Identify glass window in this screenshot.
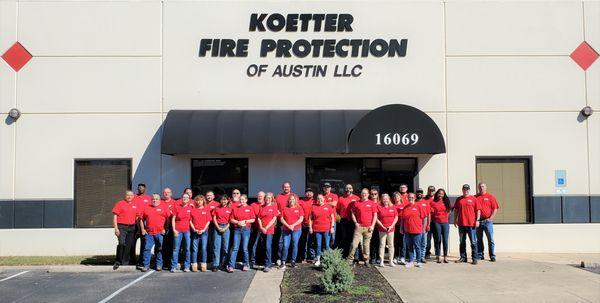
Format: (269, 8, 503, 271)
(476, 158, 532, 223)
(75, 159, 131, 228)
(191, 158, 248, 198)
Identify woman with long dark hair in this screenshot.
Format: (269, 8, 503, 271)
(431, 188, 451, 263)
(211, 195, 233, 271)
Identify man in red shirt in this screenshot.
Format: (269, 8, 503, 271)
(139, 193, 170, 271)
(415, 189, 431, 264)
(298, 188, 315, 263)
(249, 191, 266, 269)
(423, 185, 436, 260)
(399, 184, 409, 204)
(132, 183, 152, 269)
(321, 182, 339, 249)
(112, 190, 138, 270)
(453, 184, 481, 264)
(337, 184, 359, 258)
(275, 182, 299, 266)
(161, 187, 175, 270)
(347, 188, 377, 267)
(476, 182, 499, 262)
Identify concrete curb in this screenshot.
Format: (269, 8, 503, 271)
(0, 265, 139, 273)
(242, 268, 285, 303)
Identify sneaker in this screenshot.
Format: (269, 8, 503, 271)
(421, 259, 427, 264)
(472, 259, 478, 265)
(156, 267, 162, 272)
(416, 263, 422, 268)
(211, 267, 218, 272)
(141, 267, 148, 272)
(276, 259, 281, 266)
(392, 258, 398, 264)
(242, 265, 249, 271)
(455, 258, 467, 263)
(315, 259, 321, 267)
(113, 263, 120, 270)
(227, 266, 234, 273)
(405, 262, 412, 268)
(290, 262, 296, 268)
(279, 264, 286, 270)
(399, 258, 406, 265)
(170, 269, 176, 273)
(389, 261, 396, 267)
(136, 265, 144, 270)
(263, 267, 271, 273)
(183, 268, 190, 272)
(490, 257, 496, 262)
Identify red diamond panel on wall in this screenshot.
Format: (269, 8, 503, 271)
(2, 42, 32, 72)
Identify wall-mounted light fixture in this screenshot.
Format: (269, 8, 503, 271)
(581, 106, 593, 117)
(8, 108, 21, 121)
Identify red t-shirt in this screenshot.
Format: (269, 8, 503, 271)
(172, 203, 193, 232)
(281, 206, 304, 231)
(161, 199, 177, 213)
(476, 193, 499, 220)
(337, 194, 359, 219)
(299, 198, 314, 225)
(377, 205, 398, 232)
(351, 200, 376, 227)
(212, 206, 233, 225)
(250, 202, 264, 229)
(323, 192, 339, 208)
(142, 203, 170, 235)
(112, 200, 138, 225)
(430, 200, 450, 223)
(276, 193, 299, 211)
(258, 204, 280, 234)
(190, 206, 212, 232)
(230, 200, 241, 209)
(232, 205, 256, 228)
(311, 204, 334, 232)
(399, 193, 409, 205)
(133, 194, 152, 216)
(207, 201, 220, 210)
(454, 195, 479, 227)
(402, 203, 427, 234)
(394, 203, 406, 226)
(417, 199, 431, 215)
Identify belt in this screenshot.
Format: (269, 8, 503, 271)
(118, 223, 135, 227)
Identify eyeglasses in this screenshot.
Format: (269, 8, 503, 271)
(233, 192, 240, 195)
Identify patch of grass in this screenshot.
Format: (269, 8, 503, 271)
(347, 284, 371, 295)
(0, 255, 114, 266)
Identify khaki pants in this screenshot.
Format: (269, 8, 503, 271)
(378, 231, 394, 263)
(347, 226, 373, 261)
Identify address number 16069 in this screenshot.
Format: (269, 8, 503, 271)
(375, 133, 419, 146)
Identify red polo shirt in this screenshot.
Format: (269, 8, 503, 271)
(311, 204, 334, 232)
(142, 203, 170, 235)
(454, 195, 479, 227)
(281, 206, 304, 231)
(251, 202, 264, 229)
(394, 202, 406, 225)
(430, 200, 450, 223)
(212, 206, 233, 225)
(351, 199, 376, 227)
(161, 199, 176, 213)
(402, 203, 427, 234)
(258, 204, 280, 234)
(399, 193, 409, 204)
(134, 194, 151, 212)
(276, 192, 299, 211)
(207, 200, 220, 210)
(323, 192, 339, 208)
(337, 194, 359, 219)
(232, 205, 256, 228)
(172, 203, 193, 232)
(112, 200, 138, 225)
(417, 199, 431, 215)
(476, 193, 499, 220)
(230, 200, 241, 209)
(191, 206, 212, 232)
(377, 205, 398, 232)
(299, 198, 314, 225)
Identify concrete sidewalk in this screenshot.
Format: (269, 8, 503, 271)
(378, 253, 600, 303)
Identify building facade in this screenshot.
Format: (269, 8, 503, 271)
(0, 0, 599, 255)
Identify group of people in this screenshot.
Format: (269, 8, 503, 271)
(111, 181, 499, 272)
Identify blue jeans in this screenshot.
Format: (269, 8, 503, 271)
(406, 233, 422, 263)
(172, 231, 191, 270)
(229, 227, 251, 268)
(419, 231, 428, 261)
(329, 222, 336, 248)
(281, 229, 302, 264)
(262, 234, 274, 268)
(250, 228, 260, 265)
(143, 233, 164, 269)
(191, 231, 209, 264)
(477, 220, 495, 259)
(459, 226, 477, 260)
(402, 233, 408, 259)
(314, 232, 331, 258)
(212, 224, 230, 268)
(299, 225, 315, 262)
(433, 222, 449, 256)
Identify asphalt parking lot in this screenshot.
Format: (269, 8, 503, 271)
(0, 268, 255, 303)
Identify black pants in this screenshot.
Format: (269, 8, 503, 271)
(162, 228, 173, 269)
(115, 224, 136, 265)
(370, 229, 379, 262)
(425, 225, 433, 257)
(393, 226, 404, 259)
(297, 225, 312, 262)
(338, 219, 354, 258)
(131, 223, 145, 266)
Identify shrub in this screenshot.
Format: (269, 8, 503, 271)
(320, 248, 354, 294)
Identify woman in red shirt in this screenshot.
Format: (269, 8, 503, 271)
(171, 194, 194, 272)
(227, 194, 256, 272)
(211, 195, 233, 272)
(402, 193, 427, 268)
(279, 195, 304, 269)
(431, 188, 451, 263)
(190, 195, 211, 272)
(258, 192, 279, 272)
(309, 194, 335, 266)
(376, 194, 398, 267)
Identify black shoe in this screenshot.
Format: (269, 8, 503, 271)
(478, 256, 485, 261)
(490, 257, 496, 262)
(113, 263, 120, 270)
(212, 267, 218, 272)
(364, 261, 371, 268)
(140, 267, 148, 272)
(290, 262, 296, 268)
(455, 258, 467, 263)
(472, 259, 478, 265)
(425, 254, 432, 260)
(136, 265, 144, 270)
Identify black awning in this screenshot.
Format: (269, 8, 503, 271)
(161, 104, 446, 155)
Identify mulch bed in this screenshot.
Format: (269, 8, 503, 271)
(280, 263, 403, 303)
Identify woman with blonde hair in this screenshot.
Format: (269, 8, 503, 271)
(376, 194, 398, 267)
(258, 192, 280, 272)
(279, 195, 304, 269)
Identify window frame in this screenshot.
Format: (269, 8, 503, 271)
(475, 156, 533, 224)
(73, 158, 132, 228)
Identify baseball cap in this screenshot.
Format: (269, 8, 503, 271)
(462, 184, 470, 190)
(322, 182, 331, 188)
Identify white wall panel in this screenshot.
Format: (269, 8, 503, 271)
(585, 1, 600, 52)
(589, 114, 600, 195)
(447, 57, 585, 111)
(0, 0, 17, 113)
(18, 58, 161, 113)
(18, 1, 161, 56)
(163, 1, 444, 111)
(447, 112, 589, 196)
(0, 122, 15, 199)
(14, 114, 162, 199)
(446, 2, 583, 55)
